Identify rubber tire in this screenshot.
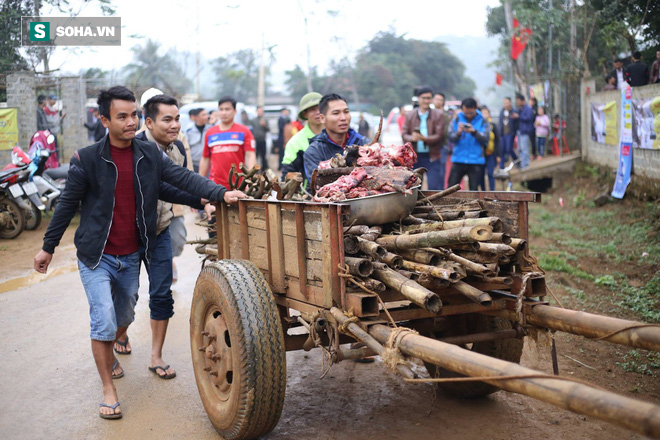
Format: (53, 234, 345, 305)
(0, 197, 26, 239)
(424, 314, 523, 399)
(24, 201, 42, 230)
(191, 260, 286, 440)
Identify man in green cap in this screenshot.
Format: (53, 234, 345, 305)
(281, 92, 324, 177)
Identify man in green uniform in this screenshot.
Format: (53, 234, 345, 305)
(280, 92, 323, 177)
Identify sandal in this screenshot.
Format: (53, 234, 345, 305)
(148, 364, 176, 380)
(114, 336, 131, 355)
(112, 359, 124, 379)
(99, 402, 122, 419)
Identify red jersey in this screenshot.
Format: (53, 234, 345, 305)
(203, 123, 255, 188)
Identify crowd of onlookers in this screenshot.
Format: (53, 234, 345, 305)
(603, 50, 660, 91)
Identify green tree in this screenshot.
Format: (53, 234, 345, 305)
(123, 39, 193, 98)
(354, 31, 476, 111)
(213, 49, 270, 103)
(0, 0, 32, 74)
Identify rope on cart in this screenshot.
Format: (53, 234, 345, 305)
(337, 264, 398, 328)
(590, 323, 660, 341)
(382, 327, 418, 375)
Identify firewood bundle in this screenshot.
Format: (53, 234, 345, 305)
(342, 189, 538, 312)
(228, 164, 310, 201)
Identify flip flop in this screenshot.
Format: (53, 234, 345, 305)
(99, 402, 122, 419)
(112, 359, 124, 379)
(114, 336, 131, 355)
(148, 365, 176, 380)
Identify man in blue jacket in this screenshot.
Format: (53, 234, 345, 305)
(303, 94, 366, 182)
(33, 86, 245, 420)
(447, 98, 490, 190)
(515, 93, 535, 169)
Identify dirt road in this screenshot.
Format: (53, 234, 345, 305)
(0, 213, 655, 440)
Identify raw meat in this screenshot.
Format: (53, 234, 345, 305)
(313, 167, 368, 202)
(388, 142, 417, 169)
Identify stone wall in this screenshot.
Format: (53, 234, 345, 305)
(581, 81, 660, 195)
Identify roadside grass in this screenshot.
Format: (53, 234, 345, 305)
(529, 189, 659, 376)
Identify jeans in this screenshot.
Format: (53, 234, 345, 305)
(484, 154, 497, 191)
(448, 162, 484, 191)
(169, 216, 187, 258)
(499, 133, 517, 168)
(255, 140, 267, 170)
(426, 156, 446, 190)
(537, 137, 547, 156)
(518, 133, 531, 169)
(141, 227, 175, 321)
(78, 252, 140, 341)
(415, 152, 431, 187)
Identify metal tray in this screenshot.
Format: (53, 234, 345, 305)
(342, 186, 420, 225)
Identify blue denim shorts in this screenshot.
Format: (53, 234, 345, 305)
(78, 252, 140, 341)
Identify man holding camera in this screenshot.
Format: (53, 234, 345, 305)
(447, 98, 490, 190)
(401, 87, 446, 190)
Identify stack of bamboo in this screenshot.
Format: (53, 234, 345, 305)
(342, 186, 535, 313)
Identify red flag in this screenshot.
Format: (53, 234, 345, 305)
(511, 21, 532, 60)
(496, 73, 503, 86)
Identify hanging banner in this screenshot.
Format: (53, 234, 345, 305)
(0, 108, 19, 150)
(632, 96, 660, 149)
(529, 82, 549, 107)
(612, 87, 633, 199)
(591, 103, 606, 143)
(603, 100, 618, 145)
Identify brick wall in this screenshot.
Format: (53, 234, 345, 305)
(60, 76, 88, 163)
(581, 81, 660, 189)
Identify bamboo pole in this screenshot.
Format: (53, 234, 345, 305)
(380, 252, 403, 269)
(400, 260, 458, 282)
(361, 278, 386, 292)
(357, 237, 386, 258)
(453, 251, 502, 264)
(415, 274, 451, 289)
(452, 281, 493, 305)
(376, 226, 493, 252)
(399, 249, 441, 266)
(416, 184, 461, 205)
(489, 233, 512, 244)
(343, 235, 360, 255)
(369, 324, 660, 438)
(344, 257, 374, 277)
(422, 247, 495, 277)
(402, 217, 502, 234)
(491, 305, 660, 352)
(413, 211, 465, 221)
(509, 238, 527, 251)
(372, 268, 442, 313)
(329, 308, 416, 379)
(344, 225, 370, 235)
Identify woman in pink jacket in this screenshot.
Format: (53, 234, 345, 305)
(534, 107, 550, 158)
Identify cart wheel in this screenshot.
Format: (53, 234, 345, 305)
(0, 197, 26, 239)
(24, 201, 42, 230)
(191, 260, 286, 440)
(424, 314, 523, 399)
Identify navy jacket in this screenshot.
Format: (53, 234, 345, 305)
(517, 104, 535, 136)
(42, 135, 226, 269)
(303, 128, 365, 182)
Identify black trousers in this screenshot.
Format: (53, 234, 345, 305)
(448, 162, 484, 191)
(255, 140, 267, 170)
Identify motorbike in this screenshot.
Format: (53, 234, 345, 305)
(1, 146, 47, 232)
(0, 166, 29, 239)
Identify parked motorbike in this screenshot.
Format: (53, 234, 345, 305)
(1, 146, 47, 231)
(0, 166, 28, 239)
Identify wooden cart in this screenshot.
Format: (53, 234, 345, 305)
(190, 191, 660, 440)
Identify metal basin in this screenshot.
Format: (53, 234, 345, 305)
(342, 186, 419, 225)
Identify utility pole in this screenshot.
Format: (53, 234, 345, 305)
(297, 0, 313, 93)
(195, 1, 200, 99)
(257, 33, 266, 108)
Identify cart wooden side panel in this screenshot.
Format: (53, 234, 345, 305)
(215, 199, 346, 310)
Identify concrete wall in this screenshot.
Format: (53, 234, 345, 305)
(60, 76, 88, 163)
(4, 72, 36, 164)
(581, 81, 660, 191)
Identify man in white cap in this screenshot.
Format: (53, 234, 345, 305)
(280, 92, 323, 177)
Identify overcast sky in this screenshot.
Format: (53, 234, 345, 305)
(44, 0, 500, 86)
